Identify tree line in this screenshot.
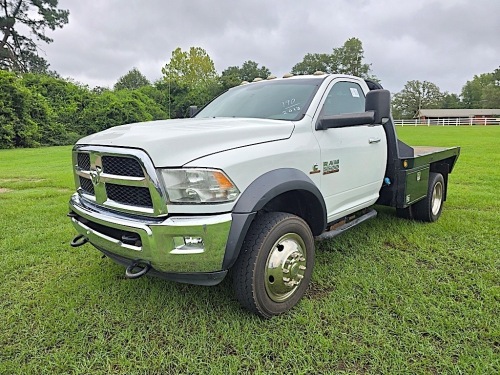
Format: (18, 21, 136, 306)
(0, 71, 169, 148)
(2, 46, 498, 149)
(0, 37, 376, 149)
(1, 1, 499, 148)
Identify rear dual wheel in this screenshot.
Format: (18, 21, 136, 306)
(232, 212, 314, 318)
(413, 172, 444, 222)
(396, 172, 445, 222)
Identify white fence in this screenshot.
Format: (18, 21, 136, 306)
(394, 118, 500, 126)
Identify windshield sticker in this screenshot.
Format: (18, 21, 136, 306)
(282, 98, 301, 114)
(350, 88, 360, 98)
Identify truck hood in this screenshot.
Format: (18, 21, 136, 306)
(77, 118, 294, 167)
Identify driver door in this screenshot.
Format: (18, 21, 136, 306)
(313, 79, 387, 222)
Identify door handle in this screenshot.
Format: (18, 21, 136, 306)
(369, 138, 381, 144)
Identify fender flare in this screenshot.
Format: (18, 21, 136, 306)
(222, 168, 326, 269)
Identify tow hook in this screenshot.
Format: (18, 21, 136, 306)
(125, 259, 151, 279)
(70, 234, 88, 247)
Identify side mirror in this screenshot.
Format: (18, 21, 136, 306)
(365, 89, 391, 124)
(317, 111, 375, 130)
(189, 106, 199, 118)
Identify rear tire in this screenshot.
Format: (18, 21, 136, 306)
(232, 212, 315, 318)
(412, 172, 445, 222)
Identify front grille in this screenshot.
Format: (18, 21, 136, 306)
(77, 153, 91, 170)
(79, 176, 95, 195)
(102, 156, 144, 177)
(74, 146, 166, 216)
(106, 183, 153, 208)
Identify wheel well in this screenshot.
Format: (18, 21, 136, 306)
(260, 190, 325, 236)
(223, 168, 327, 270)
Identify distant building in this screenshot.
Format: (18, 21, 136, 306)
(417, 109, 500, 121)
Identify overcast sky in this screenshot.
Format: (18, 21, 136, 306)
(43, 0, 499, 94)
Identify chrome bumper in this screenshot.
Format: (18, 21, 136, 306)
(69, 193, 232, 276)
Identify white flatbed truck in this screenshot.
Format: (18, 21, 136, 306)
(68, 73, 460, 317)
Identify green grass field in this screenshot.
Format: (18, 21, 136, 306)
(0, 127, 498, 374)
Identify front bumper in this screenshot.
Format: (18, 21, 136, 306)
(69, 193, 231, 284)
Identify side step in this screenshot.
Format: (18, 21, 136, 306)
(315, 209, 377, 241)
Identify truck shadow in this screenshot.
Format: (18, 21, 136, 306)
(94, 256, 243, 317)
(87, 207, 407, 318)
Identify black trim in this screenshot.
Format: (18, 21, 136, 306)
(223, 168, 327, 269)
(365, 89, 391, 125)
(365, 79, 384, 90)
(316, 209, 377, 241)
(233, 168, 326, 218)
(222, 212, 256, 269)
(98, 248, 228, 286)
(317, 111, 375, 130)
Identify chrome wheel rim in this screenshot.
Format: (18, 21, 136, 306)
(431, 181, 443, 216)
(264, 233, 307, 303)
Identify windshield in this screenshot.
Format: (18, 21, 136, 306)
(195, 78, 324, 121)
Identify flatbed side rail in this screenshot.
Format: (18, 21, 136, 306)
(399, 146, 460, 171)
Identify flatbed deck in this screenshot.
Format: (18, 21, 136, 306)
(403, 146, 460, 170)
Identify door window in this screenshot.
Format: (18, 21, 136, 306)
(321, 81, 366, 116)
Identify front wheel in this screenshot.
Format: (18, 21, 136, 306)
(232, 212, 315, 318)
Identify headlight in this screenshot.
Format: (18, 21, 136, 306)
(160, 169, 240, 204)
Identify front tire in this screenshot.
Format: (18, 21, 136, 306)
(232, 212, 315, 318)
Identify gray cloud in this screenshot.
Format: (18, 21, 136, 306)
(43, 0, 500, 94)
